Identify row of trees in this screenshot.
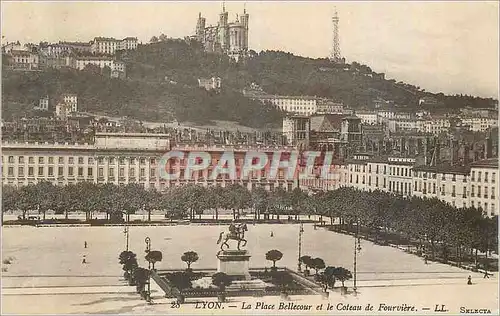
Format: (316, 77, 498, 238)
(316, 187, 498, 267)
(3, 182, 497, 267)
(2, 182, 314, 222)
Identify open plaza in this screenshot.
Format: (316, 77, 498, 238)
(2, 223, 498, 314)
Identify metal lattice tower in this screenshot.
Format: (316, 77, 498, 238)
(329, 7, 341, 62)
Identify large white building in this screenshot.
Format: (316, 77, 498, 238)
(90, 37, 138, 55)
(355, 111, 378, 125)
(9, 50, 39, 70)
(460, 116, 498, 132)
(298, 153, 498, 217)
(34, 96, 49, 111)
(253, 95, 318, 116)
(1, 134, 296, 192)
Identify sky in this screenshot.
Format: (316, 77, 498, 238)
(2, 1, 498, 98)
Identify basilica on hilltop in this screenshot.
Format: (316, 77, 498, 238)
(195, 3, 249, 61)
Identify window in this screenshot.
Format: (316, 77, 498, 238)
(58, 157, 64, 164)
(369, 165, 371, 173)
(485, 172, 489, 183)
(18, 167, 24, 176)
(493, 173, 496, 183)
(7, 156, 14, 164)
(58, 167, 63, 176)
(140, 158, 146, 165)
(38, 167, 44, 176)
(477, 186, 481, 197)
(356, 175, 359, 184)
(78, 157, 84, 164)
(463, 186, 467, 198)
(78, 167, 83, 176)
(405, 169, 408, 177)
(109, 168, 115, 177)
(150, 168, 156, 177)
(414, 181, 417, 191)
(98, 157, 104, 165)
(88, 157, 94, 165)
(452, 175, 456, 182)
(129, 168, 135, 177)
(441, 184, 445, 196)
(478, 172, 482, 182)
(140, 168, 145, 177)
(68, 167, 74, 176)
(18, 156, 24, 164)
(383, 178, 386, 188)
(376, 165, 379, 174)
(109, 157, 115, 164)
(484, 186, 488, 198)
(8, 167, 14, 176)
(119, 158, 125, 165)
(471, 185, 475, 197)
(384, 166, 386, 174)
(28, 167, 34, 176)
(68, 157, 74, 164)
(130, 158, 136, 165)
(119, 168, 124, 177)
(491, 187, 495, 199)
(471, 171, 475, 181)
(452, 185, 456, 197)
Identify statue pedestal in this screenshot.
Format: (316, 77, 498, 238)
(217, 250, 251, 280)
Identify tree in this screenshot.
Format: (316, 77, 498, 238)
(265, 249, 283, 269)
(150, 36, 159, 43)
(211, 272, 232, 291)
(181, 251, 199, 271)
(2, 185, 19, 217)
(207, 185, 225, 221)
(133, 267, 150, 297)
(145, 250, 163, 270)
(309, 257, 325, 275)
(224, 184, 251, 219)
(332, 267, 352, 288)
(318, 266, 337, 292)
(120, 251, 139, 284)
(299, 255, 312, 274)
(251, 187, 268, 220)
(272, 271, 294, 295)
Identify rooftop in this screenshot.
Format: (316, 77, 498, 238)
(413, 164, 470, 175)
(470, 158, 498, 168)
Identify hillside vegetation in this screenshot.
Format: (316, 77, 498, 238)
(2, 38, 496, 125)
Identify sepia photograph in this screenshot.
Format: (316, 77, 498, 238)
(1, 1, 499, 315)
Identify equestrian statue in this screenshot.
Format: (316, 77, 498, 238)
(217, 220, 248, 251)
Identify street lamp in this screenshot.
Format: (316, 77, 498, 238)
(123, 226, 129, 251)
(144, 237, 152, 303)
(297, 223, 305, 272)
(353, 218, 362, 294)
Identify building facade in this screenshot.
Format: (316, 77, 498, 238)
(195, 5, 249, 61)
(1, 134, 296, 192)
(90, 37, 138, 55)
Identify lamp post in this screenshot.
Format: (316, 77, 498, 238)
(145, 237, 151, 303)
(123, 226, 129, 251)
(297, 223, 304, 272)
(353, 218, 362, 294)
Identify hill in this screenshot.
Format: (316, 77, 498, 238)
(2, 38, 497, 126)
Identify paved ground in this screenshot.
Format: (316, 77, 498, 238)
(2, 224, 498, 314)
